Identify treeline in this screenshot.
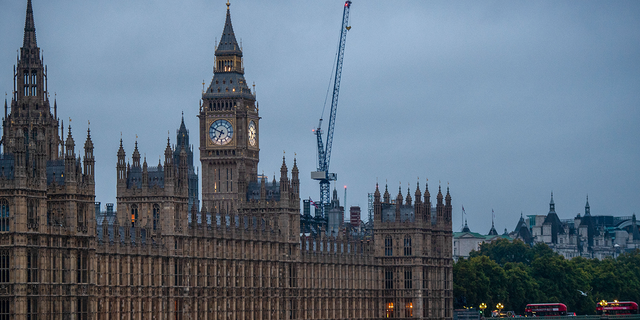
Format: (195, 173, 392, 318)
(453, 239, 640, 315)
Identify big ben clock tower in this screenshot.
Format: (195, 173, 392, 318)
(199, 2, 259, 213)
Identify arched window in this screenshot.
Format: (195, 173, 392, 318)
(153, 204, 160, 231)
(0, 200, 9, 231)
(404, 236, 412, 256)
(131, 205, 138, 227)
(27, 199, 37, 229)
(384, 236, 393, 256)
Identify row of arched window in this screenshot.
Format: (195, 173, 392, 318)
(384, 235, 412, 256)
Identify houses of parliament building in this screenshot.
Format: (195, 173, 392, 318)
(0, 1, 452, 319)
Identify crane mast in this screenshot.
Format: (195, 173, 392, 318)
(311, 1, 352, 218)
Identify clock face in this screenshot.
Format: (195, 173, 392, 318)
(209, 119, 234, 145)
(248, 121, 257, 147)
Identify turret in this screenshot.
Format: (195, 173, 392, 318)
(395, 185, 403, 222)
(445, 186, 452, 223)
(178, 146, 188, 192)
(141, 157, 148, 190)
(383, 184, 390, 203)
(424, 181, 431, 223)
(132, 141, 140, 168)
(279, 156, 289, 200)
(116, 139, 126, 184)
(436, 185, 444, 227)
(64, 125, 75, 183)
(83, 126, 94, 182)
(414, 181, 423, 223)
(291, 157, 299, 197)
(373, 183, 381, 223)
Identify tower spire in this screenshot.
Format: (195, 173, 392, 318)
(23, 0, 37, 49)
(216, 2, 242, 57)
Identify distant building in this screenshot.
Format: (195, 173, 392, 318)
(453, 220, 512, 261)
(510, 193, 640, 259)
(350, 205, 361, 227)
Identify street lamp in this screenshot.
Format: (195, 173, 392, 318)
(480, 303, 487, 318)
(496, 303, 504, 317)
(599, 300, 608, 316)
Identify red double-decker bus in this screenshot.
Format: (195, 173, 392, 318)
(525, 303, 567, 316)
(596, 301, 638, 315)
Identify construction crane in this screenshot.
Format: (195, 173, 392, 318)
(311, 0, 352, 218)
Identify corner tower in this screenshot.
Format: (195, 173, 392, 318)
(199, 2, 258, 213)
(2, 0, 60, 161)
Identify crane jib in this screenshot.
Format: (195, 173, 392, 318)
(313, 1, 352, 218)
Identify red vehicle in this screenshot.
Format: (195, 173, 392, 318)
(525, 303, 567, 317)
(596, 301, 639, 315)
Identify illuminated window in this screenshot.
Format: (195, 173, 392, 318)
(405, 300, 413, 317)
(386, 301, 394, 318)
(130, 204, 138, 227)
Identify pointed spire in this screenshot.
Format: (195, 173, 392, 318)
(549, 192, 556, 214)
(585, 194, 591, 216)
(414, 179, 422, 202)
(383, 184, 390, 203)
(23, 0, 38, 49)
(216, 1, 242, 57)
(405, 187, 412, 206)
(117, 138, 125, 156)
(462, 219, 471, 233)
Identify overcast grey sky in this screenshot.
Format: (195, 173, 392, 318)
(1, 1, 639, 234)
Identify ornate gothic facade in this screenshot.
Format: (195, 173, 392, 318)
(0, 1, 453, 319)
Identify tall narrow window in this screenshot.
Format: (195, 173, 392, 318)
(0, 297, 10, 320)
(27, 298, 38, 320)
(0, 199, 9, 231)
(24, 72, 28, 85)
(76, 251, 87, 283)
(174, 204, 180, 231)
(77, 297, 88, 320)
(384, 268, 393, 289)
(77, 204, 87, 232)
(175, 259, 183, 286)
(404, 236, 412, 256)
(27, 249, 38, 283)
(405, 299, 413, 317)
(131, 204, 138, 227)
(31, 72, 37, 85)
(27, 199, 37, 229)
(384, 236, 393, 256)
(404, 268, 413, 289)
(153, 204, 160, 231)
(0, 250, 9, 283)
(62, 252, 69, 283)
